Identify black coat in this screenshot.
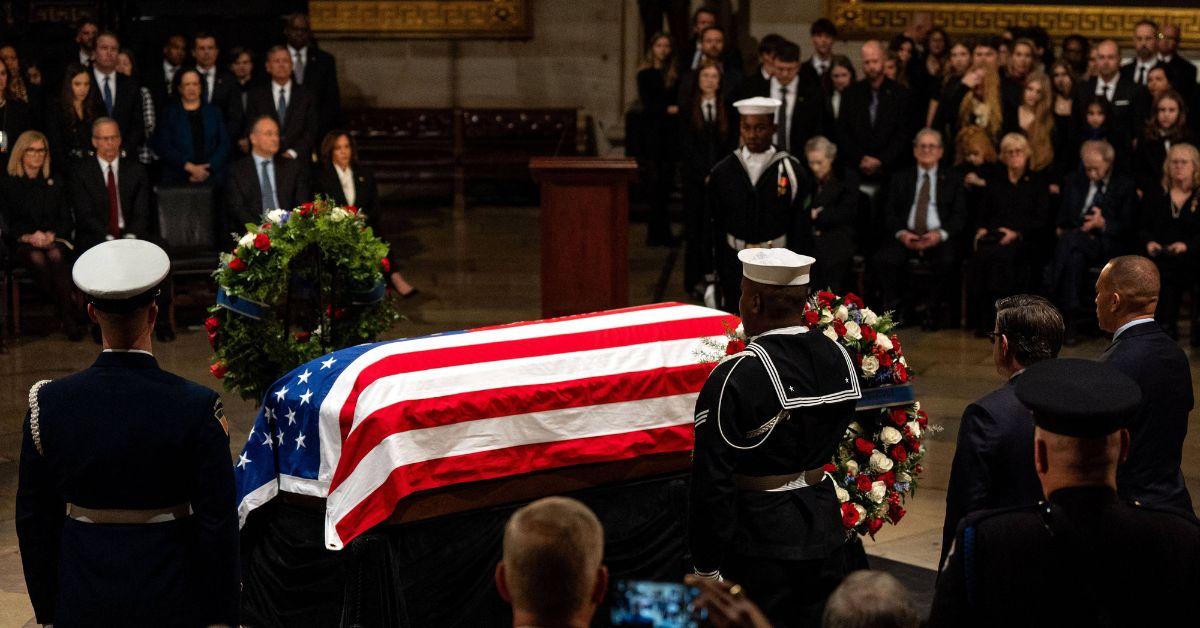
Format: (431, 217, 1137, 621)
(1161, 55, 1198, 102)
(940, 377, 1044, 567)
(838, 78, 913, 183)
(0, 174, 73, 241)
(190, 67, 241, 134)
(142, 61, 181, 114)
(977, 167, 1051, 236)
(882, 165, 967, 241)
(316, 163, 391, 266)
(1133, 133, 1192, 195)
(706, 151, 813, 253)
(810, 175, 858, 266)
(15, 352, 239, 626)
(1139, 188, 1200, 251)
(742, 77, 826, 155)
(243, 81, 319, 160)
(1100, 321, 1195, 513)
(70, 157, 152, 251)
(679, 106, 735, 181)
(1075, 76, 1147, 145)
(224, 154, 311, 228)
(1056, 171, 1138, 255)
(292, 44, 341, 136)
(46, 107, 96, 168)
(87, 71, 146, 153)
(931, 486, 1200, 627)
(0, 99, 32, 152)
(636, 67, 680, 161)
(797, 55, 852, 93)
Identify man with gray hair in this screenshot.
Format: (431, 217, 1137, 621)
(871, 127, 967, 329)
(942, 295, 1063, 566)
(495, 497, 608, 628)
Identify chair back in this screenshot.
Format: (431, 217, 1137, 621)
(156, 185, 216, 250)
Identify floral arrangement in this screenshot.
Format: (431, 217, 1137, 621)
(208, 197, 401, 400)
(698, 290, 936, 538)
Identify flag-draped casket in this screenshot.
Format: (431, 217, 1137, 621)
(236, 303, 739, 549)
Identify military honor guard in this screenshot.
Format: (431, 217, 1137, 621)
(706, 97, 813, 313)
(15, 240, 239, 626)
(931, 358, 1200, 627)
(689, 248, 862, 626)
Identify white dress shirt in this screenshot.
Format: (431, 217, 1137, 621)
(162, 60, 179, 91)
(830, 91, 842, 119)
(97, 155, 124, 235)
(1130, 57, 1157, 85)
(900, 165, 949, 242)
(1113, 317, 1156, 341)
(739, 145, 776, 186)
(700, 97, 717, 122)
(94, 68, 117, 102)
(811, 56, 830, 76)
(78, 48, 91, 66)
(335, 164, 356, 206)
(273, 80, 292, 115)
(1095, 75, 1117, 100)
(770, 77, 798, 150)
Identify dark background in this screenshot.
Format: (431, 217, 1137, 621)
(867, 0, 1198, 6)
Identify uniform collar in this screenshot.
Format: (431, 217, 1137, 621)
(94, 350, 158, 369)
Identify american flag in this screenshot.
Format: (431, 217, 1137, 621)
(235, 302, 737, 550)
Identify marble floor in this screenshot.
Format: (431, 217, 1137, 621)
(1, 200, 1198, 625)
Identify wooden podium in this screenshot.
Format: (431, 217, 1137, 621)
(530, 157, 638, 317)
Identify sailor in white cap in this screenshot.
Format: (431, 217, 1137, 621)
(704, 96, 812, 313)
(688, 247, 861, 626)
(16, 239, 239, 626)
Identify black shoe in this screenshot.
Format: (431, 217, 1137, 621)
(399, 287, 421, 300)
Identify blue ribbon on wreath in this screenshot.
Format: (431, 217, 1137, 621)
(216, 288, 270, 320)
(350, 281, 387, 305)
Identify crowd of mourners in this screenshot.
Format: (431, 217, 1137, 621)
(636, 8, 1200, 344)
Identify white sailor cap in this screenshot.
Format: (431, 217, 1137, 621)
(738, 248, 815, 286)
(73, 239, 170, 311)
(732, 96, 782, 116)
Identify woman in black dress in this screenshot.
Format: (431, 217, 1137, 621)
(45, 64, 95, 171)
(678, 61, 733, 298)
(316, 130, 418, 297)
(1140, 142, 1200, 343)
(969, 132, 1048, 334)
(635, 32, 680, 246)
(1, 130, 85, 339)
(0, 62, 31, 156)
(1133, 90, 1191, 197)
(804, 136, 858, 293)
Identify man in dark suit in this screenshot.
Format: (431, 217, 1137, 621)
(871, 128, 966, 328)
(1048, 140, 1138, 341)
(931, 358, 1200, 627)
(798, 18, 851, 93)
(143, 33, 188, 114)
(225, 115, 311, 229)
(47, 20, 97, 94)
(88, 32, 145, 155)
(734, 33, 784, 103)
(1076, 39, 1145, 142)
(741, 41, 824, 155)
(1096, 256, 1194, 514)
(678, 26, 743, 108)
(71, 118, 152, 252)
(285, 13, 342, 138)
(244, 46, 318, 162)
(1120, 20, 1162, 88)
(190, 32, 239, 123)
(1159, 24, 1197, 103)
(837, 40, 913, 188)
(941, 295, 1063, 568)
(677, 6, 726, 76)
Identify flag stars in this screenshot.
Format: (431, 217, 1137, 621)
(237, 453, 251, 469)
(247, 426, 256, 442)
(275, 386, 290, 401)
(285, 407, 297, 425)
(297, 369, 312, 385)
(262, 433, 274, 449)
(320, 357, 337, 370)
(295, 433, 307, 449)
(299, 389, 313, 405)
(275, 430, 284, 445)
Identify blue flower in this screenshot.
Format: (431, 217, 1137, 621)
(895, 482, 910, 492)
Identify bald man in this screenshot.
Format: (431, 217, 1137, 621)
(1096, 256, 1194, 514)
(1075, 39, 1145, 140)
(836, 40, 913, 187)
(495, 497, 608, 628)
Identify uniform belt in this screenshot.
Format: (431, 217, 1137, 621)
(734, 469, 826, 492)
(727, 233, 787, 251)
(66, 502, 192, 524)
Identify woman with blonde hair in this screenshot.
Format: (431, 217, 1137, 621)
(1140, 142, 1200, 342)
(0, 130, 85, 339)
(957, 63, 1003, 145)
(1010, 71, 1054, 173)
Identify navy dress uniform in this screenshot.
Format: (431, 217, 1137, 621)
(15, 240, 239, 627)
(930, 359, 1200, 627)
(706, 97, 813, 313)
(690, 249, 861, 626)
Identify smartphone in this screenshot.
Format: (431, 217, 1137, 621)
(609, 579, 705, 628)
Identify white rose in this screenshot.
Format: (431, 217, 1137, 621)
(835, 304, 849, 321)
(869, 450, 894, 473)
(897, 472, 912, 483)
(238, 232, 256, 248)
(870, 481, 887, 503)
(853, 504, 867, 522)
(266, 209, 288, 224)
(845, 459, 859, 475)
(861, 355, 880, 376)
(734, 323, 745, 338)
(330, 207, 351, 222)
(819, 309, 834, 324)
(906, 421, 922, 439)
(823, 326, 838, 342)
(844, 320, 862, 340)
(899, 356, 908, 367)
(835, 486, 850, 503)
(875, 334, 893, 351)
(880, 426, 903, 446)
(913, 401, 921, 412)
(861, 308, 879, 326)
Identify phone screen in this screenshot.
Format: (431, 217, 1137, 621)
(609, 579, 704, 627)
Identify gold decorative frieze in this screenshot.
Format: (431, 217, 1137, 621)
(310, 0, 531, 39)
(826, 1, 1200, 49)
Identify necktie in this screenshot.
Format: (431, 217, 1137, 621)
(106, 164, 119, 237)
(103, 76, 114, 115)
(1136, 66, 1145, 85)
(260, 160, 276, 211)
(277, 87, 287, 126)
(913, 172, 930, 234)
(869, 89, 879, 126)
(705, 102, 714, 123)
(294, 51, 305, 85)
(777, 86, 790, 150)
(818, 62, 828, 76)
(203, 71, 212, 103)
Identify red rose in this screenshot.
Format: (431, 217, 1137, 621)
(333, 307, 347, 321)
(295, 331, 312, 343)
(854, 437, 875, 456)
(917, 410, 929, 428)
(844, 292, 865, 308)
(889, 408, 908, 427)
(891, 334, 902, 353)
(878, 470, 896, 488)
(856, 475, 873, 492)
(823, 463, 837, 474)
(861, 325, 877, 343)
(204, 316, 220, 333)
(894, 363, 909, 383)
(841, 502, 860, 529)
(346, 205, 358, 214)
(867, 517, 885, 535)
(891, 445, 908, 463)
(228, 257, 248, 272)
(877, 350, 894, 367)
(725, 339, 746, 356)
(207, 330, 219, 349)
(381, 257, 391, 273)
(833, 320, 847, 338)
(254, 232, 270, 251)
(888, 502, 906, 524)
(817, 290, 835, 306)
(209, 361, 227, 379)
(260, 223, 270, 230)
(299, 201, 315, 214)
(803, 309, 820, 326)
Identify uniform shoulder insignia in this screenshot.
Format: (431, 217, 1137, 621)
(214, 397, 230, 437)
(28, 379, 52, 456)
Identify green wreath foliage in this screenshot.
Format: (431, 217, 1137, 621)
(205, 196, 401, 400)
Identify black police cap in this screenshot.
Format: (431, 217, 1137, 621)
(1014, 358, 1141, 438)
